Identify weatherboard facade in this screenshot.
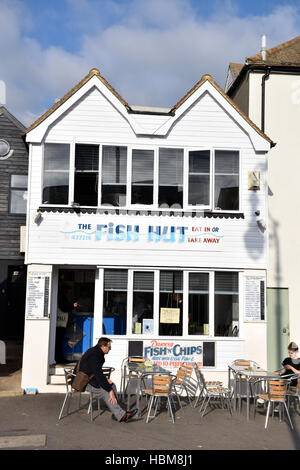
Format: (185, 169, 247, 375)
(21, 70, 270, 392)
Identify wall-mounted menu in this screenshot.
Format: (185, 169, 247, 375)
(26, 271, 51, 319)
(244, 276, 265, 321)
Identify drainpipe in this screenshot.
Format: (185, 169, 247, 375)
(261, 67, 271, 133)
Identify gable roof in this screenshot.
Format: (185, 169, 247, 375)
(24, 67, 273, 148)
(246, 35, 300, 65)
(24, 68, 131, 135)
(169, 74, 273, 145)
(0, 106, 25, 131)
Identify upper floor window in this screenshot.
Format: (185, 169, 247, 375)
(74, 144, 99, 206)
(10, 175, 27, 214)
(42, 143, 240, 211)
(159, 148, 183, 208)
(102, 146, 127, 207)
(131, 149, 154, 205)
(43, 143, 70, 205)
(214, 150, 239, 210)
(188, 150, 210, 206)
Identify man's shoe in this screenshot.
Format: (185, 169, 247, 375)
(121, 409, 138, 423)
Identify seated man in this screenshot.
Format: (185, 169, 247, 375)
(80, 337, 137, 422)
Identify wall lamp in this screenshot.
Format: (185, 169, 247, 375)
(255, 211, 267, 232)
(34, 210, 43, 225)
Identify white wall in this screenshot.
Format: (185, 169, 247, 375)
(249, 72, 300, 343)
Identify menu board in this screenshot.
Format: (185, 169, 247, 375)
(244, 276, 265, 322)
(26, 271, 51, 319)
(160, 308, 180, 324)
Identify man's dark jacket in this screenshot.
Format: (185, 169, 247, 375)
(79, 345, 112, 392)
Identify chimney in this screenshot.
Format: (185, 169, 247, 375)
(261, 34, 267, 61)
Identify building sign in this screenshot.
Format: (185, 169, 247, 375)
(144, 340, 203, 368)
(244, 276, 265, 321)
(26, 271, 50, 319)
(60, 216, 225, 252)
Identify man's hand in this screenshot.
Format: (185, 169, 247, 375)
(109, 390, 117, 404)
(108, 379, 113, 384)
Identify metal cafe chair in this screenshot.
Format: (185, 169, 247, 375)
(193, 365, 223, 408)
(286, 375, 300, 411)
(144, 373, 178, 424)
(59, 367, 115, 421)
(172, 363, 195, 406)
(253, 377, 294, 429)
(228, 359, 260, 411)
(87, 367, 115, 420)
(120, 356, 146, 401)
(194, 368, 231, 416)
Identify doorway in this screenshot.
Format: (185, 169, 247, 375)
(267, 287, 290, 371)
(55, 268, 95, 363)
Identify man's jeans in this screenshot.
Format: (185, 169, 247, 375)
(86, 383, 125, 421)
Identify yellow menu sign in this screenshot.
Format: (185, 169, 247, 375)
(160, 308, 180, 324)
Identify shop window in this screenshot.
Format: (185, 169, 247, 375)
(131, 149, 154, 205)
(74, 144, 99, 206)
(158, 148, 183, 208)
(214, 150, 239, 210)
(159, 271, 183, 336)
(188, 150, 210, 206)
(101, 146, 127, 206)
(10, 175, 28, 214)
(103, 269, 127, 335)
(214, 272, 239, 337)
(132, 271, 154, 334)
(188, 272, 209, 335)
(43, 143, 70, 204)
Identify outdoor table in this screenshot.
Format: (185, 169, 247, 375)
(228, 365, 279, 420)
(126, 362, 170, 417)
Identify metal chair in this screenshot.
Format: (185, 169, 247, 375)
(253, 377, 294, 429)
(229, 359, 260, 411)
(120, 356, 146, 401)
(172, 363, 195, 406)
(286, 375, 300, 411)
(144, 373, 177, 423)
(195, 368, 232, 417)
(59, 366, 115, 421)
(87, 367, 115, 420)
(193, 364, 223, 408)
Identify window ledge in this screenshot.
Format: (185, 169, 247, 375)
(38, 206, 244, 219)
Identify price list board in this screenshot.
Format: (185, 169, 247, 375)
(244, 276, 265, 322)
(26, 271, 51, 319)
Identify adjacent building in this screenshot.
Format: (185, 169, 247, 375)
(225, 35, 300, 371)
(21, 68, 272, 392)
(0, 107, 28, 341)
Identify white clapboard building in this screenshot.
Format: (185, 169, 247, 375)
(21, 68, 273, 392)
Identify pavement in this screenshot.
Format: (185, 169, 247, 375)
(0, 342, 300, 454)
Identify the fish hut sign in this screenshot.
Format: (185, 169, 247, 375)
(144, 340, 203, 368)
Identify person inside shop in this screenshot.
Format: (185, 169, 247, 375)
(276, 342, 300, 386)
(75, 287, 93, 313)
(55, 285, 78, 364)
(79, 337, 137, 423)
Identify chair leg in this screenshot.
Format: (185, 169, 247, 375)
(58, 392, 70, 420)
(265, 401, 271, 429)
(201, 396, 211, 417)
(284, 402, 294, 430)
(89, 393, 93, 422)
(167, 397, 175, 424)
(146, 396, 154, 423)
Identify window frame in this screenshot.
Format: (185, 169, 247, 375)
(9, 174, 28, 214)
(186, 147, 212, 210)
(99, 267, 242, 340)
(41, 142, 242, 213)
(212, 147, 241, 213)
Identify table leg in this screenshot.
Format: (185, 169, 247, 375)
(246, 379, 250, 420)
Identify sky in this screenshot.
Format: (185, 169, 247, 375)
(1, 0, 300, 126)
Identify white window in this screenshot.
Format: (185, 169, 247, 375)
(214, 150, 239, 211)
(101, 146, 127, 207)
(10, 175, 27, 214)
(101, 269, 240, 338)
(43, 143, 70, 205)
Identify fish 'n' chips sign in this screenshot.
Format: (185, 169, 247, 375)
(144, 340, 203, 368)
